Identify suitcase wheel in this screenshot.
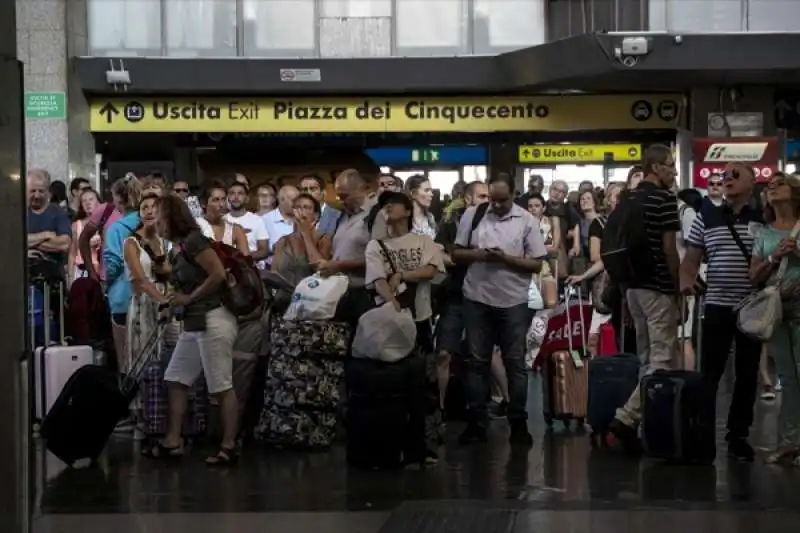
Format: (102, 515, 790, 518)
(590, 431, 613, 448)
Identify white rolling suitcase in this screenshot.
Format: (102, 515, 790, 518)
(31, 282, 96, 421)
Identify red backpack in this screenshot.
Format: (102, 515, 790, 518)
(181, 240, 265, 317)
(66, 277, 112, 346)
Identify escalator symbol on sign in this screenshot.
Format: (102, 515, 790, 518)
(124, 102, 144, 123)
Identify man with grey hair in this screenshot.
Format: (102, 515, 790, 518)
(27, 168, 71, 271)
(261, 184, 300, 263)
(319, 169, 386, 282)
(27, 168, 72, 345)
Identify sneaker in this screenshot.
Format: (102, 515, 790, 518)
(508, 420, 533, 446)
(114, 417, 134, 435)
(608, 418, 642, 455)
(727, 436, 755, 462)
(489, 400, 509, 419)
(458, 423, 488, 445)
(761, 385, 777, 401)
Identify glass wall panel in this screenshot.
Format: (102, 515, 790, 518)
(473, 0, 545, 54)
(165, 0, 237, 57)
(649, 0, 743, 32)
(88, 0, 162, 56)
(321, 0, 391, 18)
(242, 0, 316, 57)
(395, 0, 469, 56)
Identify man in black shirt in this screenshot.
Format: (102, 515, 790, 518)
(434, 180, 488, 408)
(609, 145, 682, 450)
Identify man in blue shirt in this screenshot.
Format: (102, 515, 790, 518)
(27, 169, 71, 279)
(299, 174, 340, 234)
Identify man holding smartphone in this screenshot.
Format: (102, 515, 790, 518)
(452, 173, 548, 446)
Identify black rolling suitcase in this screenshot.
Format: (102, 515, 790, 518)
(587, 302, 640, 447)
(640, 296, 715, 464)
(345, 355, 426, 470)
(40, 316, 166, 465)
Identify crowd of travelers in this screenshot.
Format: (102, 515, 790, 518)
(25, 144, 800, 470)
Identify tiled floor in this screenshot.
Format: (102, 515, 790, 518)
(32, 382, 800, 533)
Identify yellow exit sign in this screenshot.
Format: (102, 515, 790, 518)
(519, 143, 641, 164)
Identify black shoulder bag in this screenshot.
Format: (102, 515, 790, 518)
(376, 240, 418, 317)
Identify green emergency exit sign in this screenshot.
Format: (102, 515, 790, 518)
(25, 92, 66, 120)
(411, 148, 440, 163)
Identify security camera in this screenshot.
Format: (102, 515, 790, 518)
(613, 48, 640, 68)
(621, 36, 649, 56)
(621, 56, 639, 68)
(105, 69, 131, 85)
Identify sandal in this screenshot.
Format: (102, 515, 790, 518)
(141, 441, 184, 460)
(766, 445, 800, 464)
(205, 446, 239, 466)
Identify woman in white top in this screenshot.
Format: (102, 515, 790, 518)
(195, 181, 249, 254)
(404, 174, 438, 238)
(123, 194, 171, 436)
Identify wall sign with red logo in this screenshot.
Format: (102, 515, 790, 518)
(692, 137, 779, 187)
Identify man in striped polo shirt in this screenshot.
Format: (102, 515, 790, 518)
(680, 163, 763, 461)
(609, 145, 682, 450)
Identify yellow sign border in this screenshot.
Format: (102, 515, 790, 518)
(518, 143, 642, 164)
(90, 95, 683, 133)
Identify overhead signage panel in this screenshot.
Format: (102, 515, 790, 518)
(691, 137, 779, 187)
(89, 95, 683, 133)
(365, 146, 487, 166)
(518, 143, 641, 164)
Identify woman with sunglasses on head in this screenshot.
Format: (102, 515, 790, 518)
(196, 180, 249, 254)
(144, 194, 240, 466)
(750, 172, 800, 466)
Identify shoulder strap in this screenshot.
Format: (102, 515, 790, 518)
(597, 216, 606, 230)
(131, 233, 162, 264)
(98, 203, 115, 230)
(376, 239, 398, 275)
(722, 209, 751, 262)
(366, 203, 382, 234)
(468, 203, 490, 247)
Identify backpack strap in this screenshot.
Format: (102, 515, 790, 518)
(376, 239, 398, 275)
(131, 233, 165, 265)
(98, 203, 115, 232)
(467, 203, 490, 247)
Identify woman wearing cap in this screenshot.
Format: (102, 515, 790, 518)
(364, 190, 446, 465)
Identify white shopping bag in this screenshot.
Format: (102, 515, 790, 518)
(525, 309, 551, 369)
(283, 274, 349, 321)
(352, 303, 417, 363)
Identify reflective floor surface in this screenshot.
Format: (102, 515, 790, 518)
(33, 379, 800, 533)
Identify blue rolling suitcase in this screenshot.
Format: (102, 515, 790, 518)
(640, 296, 715, 464)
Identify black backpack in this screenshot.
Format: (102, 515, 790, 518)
(600, 189, 652, 285)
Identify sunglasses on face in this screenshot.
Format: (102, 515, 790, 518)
(708, 180, 723, 187)
(722, 169, 743, 181)
(174, 187, 189, 193)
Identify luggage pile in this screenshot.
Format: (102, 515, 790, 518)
(255, 318, 350, 450)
